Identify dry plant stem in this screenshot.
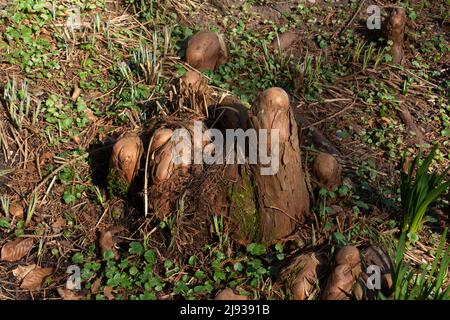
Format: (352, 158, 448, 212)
(144, 135, 155, 217)
(250, 88, 310, 242)
(302, 99, 357, 130)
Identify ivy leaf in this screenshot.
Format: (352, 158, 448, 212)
(441, 129, 450, 137)
(0, 218, 10, 229)
(63, 190, 76, 204)
(247, 243, 266, 256)
(128, 242, 144, 256)
(72, 252, 84, 264)
(103, 250, 115, 261)
(144, 250, 156, 265)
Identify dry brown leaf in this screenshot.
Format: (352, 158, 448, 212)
(39, 152, 54, 165)
(20, 267, 54, 290)
(99, 230, 114, 253)
(12, 264, 36, 280)
(1, 237, 34, 262)
(104, 286, 115, 300)
(52, 217, 66, 232)
(57, 287, 83, 300)
(71, 86, 81, 101)
(215, 288, 249, 300)
(84, 108, 97, 122)
(99, 227, 123, 259)
(270, 31, 298, 52)
(91, 278, 101, 294)
(9, 203, 24, 218)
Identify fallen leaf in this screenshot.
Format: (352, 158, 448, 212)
(1, 237, 34, 262)
(9, 203, 24, 218)
(91, 278, 101, 294)
(380, 117, 391, 125)
(52, 217, 66, 232)
(104, 286, 114, 300)
(84, 108, 97, 122)
(99, 227, 124, 259)
(215, 288, 249, 300)
(20, 267, 54, 290)
(57, 287, 83, 300)
(91, 279, 101, 294)
(73, 136, 81, 144)
(71, 86, 81, 102)
(99, 230, 114, 254)
(12, 264, 36, 280)
(39, 152, 54, 165)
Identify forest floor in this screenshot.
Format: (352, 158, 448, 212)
(0, 0, 448, 300)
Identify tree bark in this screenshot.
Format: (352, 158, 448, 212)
(250, 88, 310, 242)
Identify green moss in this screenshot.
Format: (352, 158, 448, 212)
(107, 168, 129, 198)
(228, 168, 259, 242)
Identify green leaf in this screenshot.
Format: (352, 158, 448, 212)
(213, 270, 226, 282)
(103, 250, 115, 261)
(72, 252, 84, 264)
(129, 242, 144, 255)
(274, 243, 283, 253)
(246, 243, 266, 256)
(188, 255, 197, 266)
(0, 218, 10, 229)
(195, 270, 206, 280)
(164, 260, 173, 269)
(144, 250, 156, 265)
(233, 262, 244, 272)
(63, 190, 76, 204)
(332, 232, 347, 247)
(129, 266, 138, 276)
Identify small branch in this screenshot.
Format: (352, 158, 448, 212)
(302, 99, 357, 130)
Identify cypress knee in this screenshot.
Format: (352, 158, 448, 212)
(250, 87, 310, 242)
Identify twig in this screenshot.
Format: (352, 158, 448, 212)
(302, 99, 357, 130)
(41, 175, 57, 203)
(143, 135, 155, 217)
